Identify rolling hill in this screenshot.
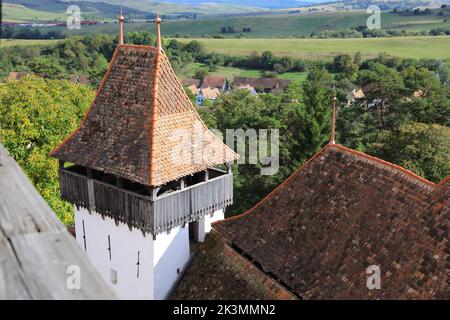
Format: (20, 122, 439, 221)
(2, 0, 266, 23)
(20, 8, 450, 38)
(2, 1, 155, 22)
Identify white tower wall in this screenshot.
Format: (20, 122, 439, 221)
(74, 207, 225, 300)
(74, 207, 154, 299)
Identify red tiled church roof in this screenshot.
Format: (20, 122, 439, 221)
(200, 76, 227, 90)
(175, 144, 449, 299)
(50, 44, 237, 186)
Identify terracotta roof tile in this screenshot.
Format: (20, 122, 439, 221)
(208, 144, 449, 299)
(200, 76, 227, 90)
(50, 45, 237, 186)
(171, 231, 297, 300)
(180, 78, 201, 87)
(232, 77, 291, 91)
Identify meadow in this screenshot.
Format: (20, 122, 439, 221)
(3, 3, 66, 23)
(180, 63, 308, 82)
(23, 9, 450, 38)
(174, 36, 450, 60)
(0, 39, 62, 47)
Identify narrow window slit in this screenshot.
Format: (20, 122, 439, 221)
(136, 251, 140, 278)
(107, 235, 111, 260)
(82, 220, 87, 251)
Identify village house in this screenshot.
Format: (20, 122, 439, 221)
(180, 78, 201, 95)
(49, 14, 238, 300)
(196, 87, 221, 105)
(172, 99, 450, 300)
(200, 75, 228, 91)
(181, 76, 228, 105)
(232, 76, 291, 93)
(7, 71, 31, 81)
(69, 74, 91, 85)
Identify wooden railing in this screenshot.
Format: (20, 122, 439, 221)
(58, 168, 233, 236)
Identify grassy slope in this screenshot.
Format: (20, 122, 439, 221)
(160, 10, 450, 36)
(3, 0, 263, 20)
(99, 0, 264, 15)
(0, 39, 62, 47)
(2, 3, 67, 22)
(174, 36, 450, 60)
(180, 63, 308, 82)
(24, 9, 450, 38)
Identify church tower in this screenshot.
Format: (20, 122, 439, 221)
(50, 13, 238, 299)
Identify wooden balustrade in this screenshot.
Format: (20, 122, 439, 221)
(58, 168, 233, 236)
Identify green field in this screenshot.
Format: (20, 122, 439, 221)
(3, 0, 264, 22)
(100, 0, 263, 15)
(2, 3, 66, 22)
(0, 39, 62, 47)
(178, 63, 308, 82)
(174, 36, 450, 60)
(24, 9, 450, 38)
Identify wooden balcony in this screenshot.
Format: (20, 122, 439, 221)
(58, 166, 233, 236)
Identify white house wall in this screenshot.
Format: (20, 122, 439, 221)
(153, 226, 190, 300)
(74, 207, 154, 300)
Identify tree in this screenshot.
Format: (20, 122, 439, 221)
(27, 57, 67, 79)
(354, 51, 362, 66)
(276, 56, 294, 73)
(0, 76, 95, 224)
(333, 54, 358, 79)
(369, 123, 450, 183)
(184, 40, 204, 58)
(301, 67, 334, 155)
(194, 68, 208, 80)
(357, 63, 405, 129)
(124, 31, 154, 46)
(260, 51, 274, 69)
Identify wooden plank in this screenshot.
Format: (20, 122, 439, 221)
(9, 230, 115, 299)
(0, 146, 63, 237)
(0, 238, 31, 300)
(0, 144, 116, 299)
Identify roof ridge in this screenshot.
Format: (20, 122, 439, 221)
(214, 142, 437, 233)
(149, 48, 163, 186)
(49, 47, 120, 157)
(213, 145, 330, 230)
(331, 144, 436, 188)
(159, 51, 239, 163)
(436, 175, 450, 188)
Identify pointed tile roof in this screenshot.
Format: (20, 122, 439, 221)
(176, 144, 449, 300)
(50, 45, 237, 186)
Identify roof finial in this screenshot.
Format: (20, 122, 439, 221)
(330, 95, 337, 145)
(156, 13, 162, 51)
(118, 8, 124, 46)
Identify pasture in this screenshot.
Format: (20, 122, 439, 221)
(174, 36, 450, 60)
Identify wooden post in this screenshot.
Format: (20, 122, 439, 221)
(149, 186, 161, 201)
(116, 177, 124, 188)
(86, 168, 95, 213)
